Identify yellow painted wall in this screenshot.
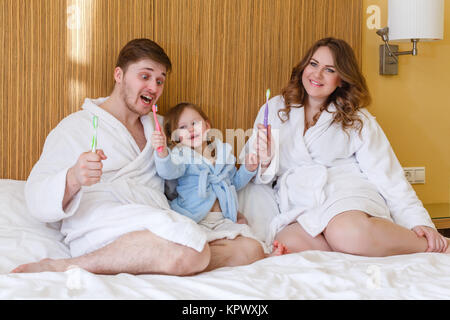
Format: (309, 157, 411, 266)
(362, 0, 450, 216)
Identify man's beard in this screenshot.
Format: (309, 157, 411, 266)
(120, 83, 151, 117)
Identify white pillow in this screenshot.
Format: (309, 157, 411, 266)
(0, 179, 70, 273)
(237, 182, 279, 244)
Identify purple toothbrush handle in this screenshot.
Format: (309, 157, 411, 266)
(264, 103, 268, 128)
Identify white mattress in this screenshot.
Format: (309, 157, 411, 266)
(1, 179, 450, 299)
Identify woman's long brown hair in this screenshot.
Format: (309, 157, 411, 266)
(280, 37, 371, 132)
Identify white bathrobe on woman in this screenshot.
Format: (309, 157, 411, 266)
(25, 97, 207, 257)
(241, 95, 435, 245)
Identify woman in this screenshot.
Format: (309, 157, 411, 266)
(242, 37, 449, 256)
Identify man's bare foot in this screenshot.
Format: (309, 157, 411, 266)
(11, 258, 72, 273)
(267, 240, 290, 257)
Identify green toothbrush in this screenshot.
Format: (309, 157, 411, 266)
(91, 115, 98, 153)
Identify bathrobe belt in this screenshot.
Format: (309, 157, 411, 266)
(198, 168, 237, 221)
(83, 179, 169, 210)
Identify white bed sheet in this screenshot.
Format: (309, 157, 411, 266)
(1, 179, 450, 300)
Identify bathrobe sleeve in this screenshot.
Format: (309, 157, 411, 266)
(231, 165, 257, 191)
(354, 111, 435, 230)
(154, 149, 187, 180)
(25, 120, 85, 223)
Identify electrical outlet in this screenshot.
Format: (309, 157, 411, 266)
(403, 167, 425, 184)
(404, 168, 414, 183)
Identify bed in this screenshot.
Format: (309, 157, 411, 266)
(1, 179, 450, 300)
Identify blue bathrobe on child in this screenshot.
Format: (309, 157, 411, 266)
(154, 139, 256, 223)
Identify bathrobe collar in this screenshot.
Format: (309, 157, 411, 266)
(173, 138, 235, 169)
(283, 102, 336, 166)
(81, 97, 155, 154)
(304, 103, 336, 148)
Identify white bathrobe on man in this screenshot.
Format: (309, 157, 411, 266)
(240, 95, 435, 245)
(25, 97, 207, 257)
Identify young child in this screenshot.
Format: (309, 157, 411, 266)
(151, 102, 287, 256)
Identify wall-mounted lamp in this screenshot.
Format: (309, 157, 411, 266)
(377, 0, 444, 75)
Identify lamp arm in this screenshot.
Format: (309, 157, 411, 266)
(383, 43, 399, 61)
(393, 39, 419, 56)
(377, 27, 419, 58)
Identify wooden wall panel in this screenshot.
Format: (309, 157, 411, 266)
(153, 0, 362, 153)
(1, 0, 67, 180)
(65, 0, 155, 118)
(0, 0, 362, 180)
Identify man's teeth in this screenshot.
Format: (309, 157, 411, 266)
(142, 95, 152, 103)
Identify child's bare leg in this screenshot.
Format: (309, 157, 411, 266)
(236, 211, 248, 225)
(204, 236, 264, 271)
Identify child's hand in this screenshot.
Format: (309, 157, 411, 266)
(151, 130, 168, 157)
(244, 153, 258, 172)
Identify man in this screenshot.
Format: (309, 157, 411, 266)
(12, 39, 264, 275)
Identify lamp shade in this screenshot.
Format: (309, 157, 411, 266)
(388, 0, 444, 41)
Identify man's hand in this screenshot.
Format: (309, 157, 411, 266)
(70, 150, 107, 187)
(63, 150, 107, 210)
(412, 225, 449, 253)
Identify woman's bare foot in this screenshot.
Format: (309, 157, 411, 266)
(11, 258, 72, 273)
(267, 240, 290, 257)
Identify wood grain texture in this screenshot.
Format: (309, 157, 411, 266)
(0, 0, 362, 180)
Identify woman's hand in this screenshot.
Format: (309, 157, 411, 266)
(254, 124, 273, 168)
(412, 225, 448, 253)
(244, 153, 258, 172)
(151, 130, 168, 158)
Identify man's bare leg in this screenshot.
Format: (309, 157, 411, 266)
(204, 236, 265, 272)
(11, 230, 210, 276)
